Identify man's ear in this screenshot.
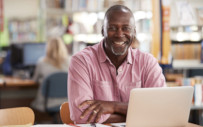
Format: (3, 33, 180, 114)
(101, 26, 104, 36)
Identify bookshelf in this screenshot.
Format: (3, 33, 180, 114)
(8, 18, 38, 43)
(166, 0, 203, 94)
(170, 0, 203, 63)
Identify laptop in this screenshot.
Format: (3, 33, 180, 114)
(126, 86, 194, 127)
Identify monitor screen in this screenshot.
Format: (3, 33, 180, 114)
(23, 43, 46, 66)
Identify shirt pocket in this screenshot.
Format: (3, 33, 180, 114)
(122, 81, 142, 102)
(92, 80, 114, 101)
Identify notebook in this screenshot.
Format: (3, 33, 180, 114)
(126, 86, 194, 127)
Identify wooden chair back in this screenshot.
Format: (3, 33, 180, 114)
(60, 102, 74, 124)
(0, 107, 35, 126)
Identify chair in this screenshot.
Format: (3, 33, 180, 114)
(60, 102, 74, 124)
(0, 107, 35, 126)
(41, 72, 68, 114)
(41, 72, 68, 123)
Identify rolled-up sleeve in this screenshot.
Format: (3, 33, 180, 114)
(68, 55, 110, 124)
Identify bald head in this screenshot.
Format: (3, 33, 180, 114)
(104, 5, 135, 23)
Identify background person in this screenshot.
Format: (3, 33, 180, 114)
(31, 37, 69, 112)
(68, 5, 166, 124)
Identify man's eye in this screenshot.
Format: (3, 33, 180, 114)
(123, 27, 132, 31)
(108, 27, 117, 31)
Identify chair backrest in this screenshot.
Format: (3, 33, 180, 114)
(0, 107, 35, 126)
(60, 102, 73, 124)
(42, 72, 68, 97)
(41, 72, 68, 112)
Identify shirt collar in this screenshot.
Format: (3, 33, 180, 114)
(98, 40, 133, 64)
(127, 47, 133, 64)
(98, 40, 107, 63)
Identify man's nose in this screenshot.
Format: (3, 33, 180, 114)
(115, 28, 124, 37)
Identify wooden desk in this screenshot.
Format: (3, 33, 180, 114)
(0, 76, 38, 108)
(0, 76, 37, 87)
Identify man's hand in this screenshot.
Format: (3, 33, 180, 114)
(79, 100, 116, 123)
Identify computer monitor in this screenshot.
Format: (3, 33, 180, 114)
(11, 43, 23, 68)
(11, 43, 46, 68)
(23, 43, 46, 66)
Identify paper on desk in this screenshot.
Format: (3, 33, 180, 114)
(77, 123, 110, 127)
(110, 123, 126, 127)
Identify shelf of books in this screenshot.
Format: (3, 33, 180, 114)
(8, 18, 39, 43)
(170, 0, 203, 68)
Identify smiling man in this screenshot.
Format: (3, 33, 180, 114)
(68, 5, 166, 124)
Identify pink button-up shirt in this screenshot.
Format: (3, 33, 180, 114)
(68, 40, 166, 124)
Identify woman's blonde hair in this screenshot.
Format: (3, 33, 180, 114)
(44, 37, 68, 68)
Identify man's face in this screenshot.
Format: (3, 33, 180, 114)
(103, 9, 135, 56)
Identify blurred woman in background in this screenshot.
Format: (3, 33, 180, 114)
(131, 36, 140, 49)
(31, 37, 69, 112)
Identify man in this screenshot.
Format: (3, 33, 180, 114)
(68, 5, 166, 124)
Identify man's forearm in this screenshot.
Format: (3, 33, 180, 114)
(104, 114, 126, 123)
(104, 102, 128, 123)
(114, 102, 128, 115)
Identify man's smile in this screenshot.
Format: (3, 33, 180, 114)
(112, 41, 127, 47)
(114, 41, 125, 45)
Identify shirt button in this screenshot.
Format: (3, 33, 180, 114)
(118, 68, 122, 73)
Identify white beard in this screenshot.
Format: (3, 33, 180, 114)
(111, 44, 128, 56)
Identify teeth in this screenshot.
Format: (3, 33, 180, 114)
(114, 42, 125, 45)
